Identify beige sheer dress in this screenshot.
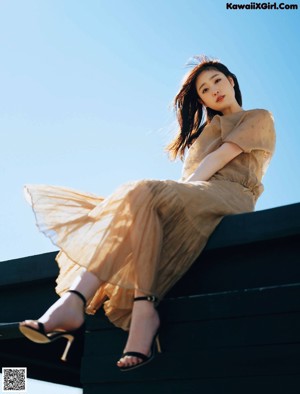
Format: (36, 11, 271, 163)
(25, 108, 276, 331)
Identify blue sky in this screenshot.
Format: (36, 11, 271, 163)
(2, 0, 299, 263)
(0, 0, 299, 390)
(0, 374, 81, 394)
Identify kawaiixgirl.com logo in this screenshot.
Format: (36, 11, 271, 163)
(226, 2, 298, 9)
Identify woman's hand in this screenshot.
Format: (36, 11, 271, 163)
(185, 142, 242, 182)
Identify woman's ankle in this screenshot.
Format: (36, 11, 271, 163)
(69, 271, 102, 302)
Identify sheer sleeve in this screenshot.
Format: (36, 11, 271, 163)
(221, 109, 276, 154)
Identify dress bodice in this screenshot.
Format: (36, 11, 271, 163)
(181, 109, 276, 200)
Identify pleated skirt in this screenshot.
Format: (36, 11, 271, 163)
(25, 178, 254, 330)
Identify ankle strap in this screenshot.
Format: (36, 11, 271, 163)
(68, 290, 87, 307)
(134, 295, 158, 303)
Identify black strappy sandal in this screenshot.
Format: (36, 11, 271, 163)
(19, 289, 87, 362)
(118, 295, 162, 372)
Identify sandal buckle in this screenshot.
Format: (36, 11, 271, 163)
(147, 295, 157, 302)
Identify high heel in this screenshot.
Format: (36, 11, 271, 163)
(19, 289, 87, 362)
(118, 295, 162, 372)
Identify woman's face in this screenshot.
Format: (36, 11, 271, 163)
(195, 69, 242, 115)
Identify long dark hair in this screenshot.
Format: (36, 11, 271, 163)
(167, 56, 242, 160)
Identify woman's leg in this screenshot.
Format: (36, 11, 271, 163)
(117, 289, 160, 368)
(20, 270, 102, 332)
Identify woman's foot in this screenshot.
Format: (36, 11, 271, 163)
(20, 271, 101, 334)
(19, 291, 85, 334)
(117, 298, 160, 369)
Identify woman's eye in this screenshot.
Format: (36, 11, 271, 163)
(215, 78, 222, 83)
(202, 88, 208, 94)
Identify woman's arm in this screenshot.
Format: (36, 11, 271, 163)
(184, 142, 243, 182)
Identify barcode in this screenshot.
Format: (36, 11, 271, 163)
(1, 368, 27, 392)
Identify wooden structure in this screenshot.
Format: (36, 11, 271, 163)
(1, 202, 300, 393)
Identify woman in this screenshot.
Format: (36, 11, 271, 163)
(19, 56, 276, 371)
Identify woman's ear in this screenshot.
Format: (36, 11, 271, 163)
(228, 76, 235, 87)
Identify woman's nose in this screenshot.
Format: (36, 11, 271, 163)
(213, 89, 219, 96)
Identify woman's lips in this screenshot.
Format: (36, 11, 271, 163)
(216, 95, 225, 103)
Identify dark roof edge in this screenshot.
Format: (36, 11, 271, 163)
(205, 202, 300, 250)
(1, 202, 299, 287)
